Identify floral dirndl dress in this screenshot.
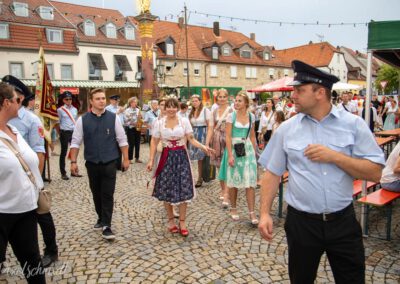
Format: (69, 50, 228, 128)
(151, 117, 195, 204)
(218, 111, 257, 188)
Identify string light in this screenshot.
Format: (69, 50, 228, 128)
(190, 10, 368, 27)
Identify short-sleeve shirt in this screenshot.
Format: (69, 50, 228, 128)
(381, 141, 400, 184)
(57, 104, 78, 131)
(337, 102, 358, 114)
(190, 108, 212, 127)
(258, 111, 275, 132)
(258, 105, 385, 214)
(144, 109, 159, 135)
(8, 107, 45, 153)
(153, 116, 193, 141)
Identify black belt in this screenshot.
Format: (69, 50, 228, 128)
(287, 203, 353, 222)
(60, 129, 73, 132)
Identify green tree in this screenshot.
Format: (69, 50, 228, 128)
(375, 64, 400, 94)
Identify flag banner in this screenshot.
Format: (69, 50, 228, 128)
(34, 46, 58, 142)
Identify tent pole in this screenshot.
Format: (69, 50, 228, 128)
(361, 50, 373, 237)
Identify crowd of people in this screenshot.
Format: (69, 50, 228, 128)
(0, 58, 399, 283)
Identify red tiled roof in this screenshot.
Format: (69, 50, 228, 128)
(0, 24, 77, 52)
(274, 42, 340, 67)
(149, 20, 289, 67)
(51, 1, 141, 47)
(0, 0, 75, 29)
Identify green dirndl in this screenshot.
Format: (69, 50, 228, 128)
(218, 112, 257, 188)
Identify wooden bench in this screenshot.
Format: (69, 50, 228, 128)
(357, 189, 400, 240)
(353, 180, 379, 198)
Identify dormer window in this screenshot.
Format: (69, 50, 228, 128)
(125, 25, 135, 40)
(84, 20, 96, 36)
(222, 46, 230, 56)
(166, 43, 174, 56)
(240, 50, 251, 59)
(38, 6, 53, 20)
(105, 23, 116, 39)
(212, 46, 219, 60)
(12, 2, 29, 17)
(264, 52, 270, 60)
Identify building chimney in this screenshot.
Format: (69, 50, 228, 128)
(213, 21, 220, 37)
(250, 33, 256, 41)
(178, 17, 184, 29)
(309, 40, 313, 44)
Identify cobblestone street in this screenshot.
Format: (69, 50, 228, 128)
(1, 143, 399, 283)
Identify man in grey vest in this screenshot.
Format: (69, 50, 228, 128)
(70, 88, 129, 240)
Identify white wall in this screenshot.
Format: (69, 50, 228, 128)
(0, 45, 142, 81)
(328, 52, 348, 82)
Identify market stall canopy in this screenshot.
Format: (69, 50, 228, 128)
(248, 77, 294, 92)
(368, 20, 400, 68)
(332, 82, 361, 91)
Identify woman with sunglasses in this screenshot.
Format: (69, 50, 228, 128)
(147, 97, 213, 237)
(188, 94, 213, 188)
(0, 83, 46, 283)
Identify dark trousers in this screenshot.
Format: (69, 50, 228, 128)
(125, 127, 141, 160)
(0, 210, 46, 283)
(85, 160, 117, 227)
(285, 204, 365, 284)
(59, 130, 73, 175)
(37, 212, 58, 256)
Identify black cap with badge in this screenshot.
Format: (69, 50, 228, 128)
(288, 60, 340, 90)
(61, 91, 73, 99)
(109, 94, 120, 100)
(1, 75, 34, 101)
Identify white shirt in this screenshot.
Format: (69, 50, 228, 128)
(70, 111, 128, 149)
(337, 102, 358, 114)
(226, 112, 256, 128)
(178, 111, 189, 119)
(381, 141, 400, 184)
(190, 108, 212, 127)
(211, 103, 219, 113)
(0, 125, 42, 213)
(258, 111, 275, 132)
(153, 117, 193, 141)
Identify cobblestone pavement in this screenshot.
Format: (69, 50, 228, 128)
(1, 143, 399, 283)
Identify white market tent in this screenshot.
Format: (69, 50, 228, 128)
(332, 82, 361, 91)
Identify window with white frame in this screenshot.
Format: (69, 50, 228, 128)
(12, 2, 29, 17)
(0, 24, 9, 39)
(61, 64, 73, 80)
(251, 67, 257, 78)
(223, 46, 230, 56)
(194, 63, 200, 76)
(38, 6, 54, 20)
(264, 52, 270, 60)
(105, 23, 116, 38)
(212, 47, 219, 60)
(210, 64, 217, 77)
(125, 25, 135, 40)
(284, 69, 289, 76)
(10, 62, 23, 78)
(166, 43, 174, 56)
(269, 68, 275, 79)
(46, 64, 54, 80)
(46, 29, 63, 43)
(230, 66, 237, 78)
(84, 20, 96, 36)
(245, 67, 251, 78)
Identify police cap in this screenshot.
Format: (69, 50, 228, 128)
(109, 94, 120, 100)
(61, 91, 73, 99)
(1, 75, 34, 100)
(288, 60, 339, 90)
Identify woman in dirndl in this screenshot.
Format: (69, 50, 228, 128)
(147, 98, 213, 237)
(219, 91, 258, 225)
(257, 98, 275, 146)
(188, 95, 213, 187)
(383, 96, 398, 130)
(209, 89, 233, 208)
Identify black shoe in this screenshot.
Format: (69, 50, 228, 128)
(93, 220, 102, 230)
(42, 253, 58, 268)
(102, 227, 115, 240)
(61, 174, 69, 180)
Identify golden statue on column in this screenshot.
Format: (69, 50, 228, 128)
(137, 0, 151, 14)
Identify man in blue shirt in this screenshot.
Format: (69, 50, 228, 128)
(258, 61, 385, 284)
(143, 100, 159, 144)
(105, 94, 124, 123)
(57, 91, 79, 180)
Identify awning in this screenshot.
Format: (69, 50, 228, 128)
(114, 55, 133, 71)
(21, 79, 139, 89)
(248, 77, 294, 92)
(88, 53, 108, 70)
(332, 82, 361, 91)
(368, 21, 400, 67)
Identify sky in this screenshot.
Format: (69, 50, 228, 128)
(58, 0, 400, 52)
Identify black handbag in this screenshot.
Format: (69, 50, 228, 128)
(233, 113, 252, 158)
